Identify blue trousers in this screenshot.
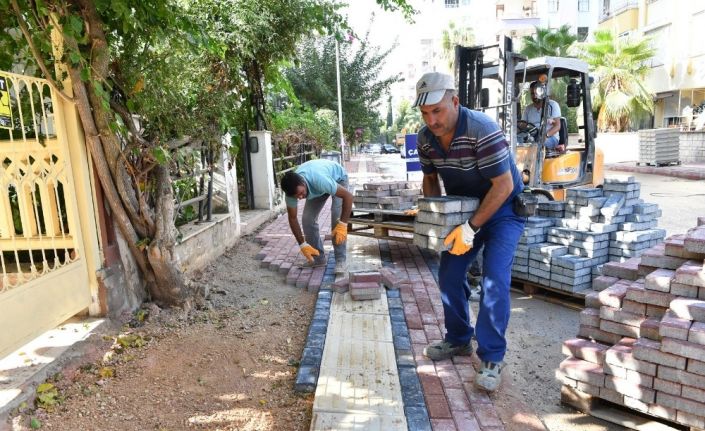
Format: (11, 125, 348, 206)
(545, 135, 559, 149)
(438, 201, 525, 363)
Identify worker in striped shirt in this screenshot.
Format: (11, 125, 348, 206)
(413, 71, 526, 392)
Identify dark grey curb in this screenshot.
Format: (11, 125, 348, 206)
(381, 240, 432, 431)
(294, 254, 334, 393)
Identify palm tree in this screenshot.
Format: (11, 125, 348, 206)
(441, 21, 474, 72)
(573, 30, 655, 132)
(520, 25, 577, 58)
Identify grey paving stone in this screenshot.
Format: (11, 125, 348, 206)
(399, 367, 425, 407)
(294, 365, 319, 393)
(404, 406, 432, 431)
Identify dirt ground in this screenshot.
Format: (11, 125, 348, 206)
(7, 232, 625, 431)
(11, 237, 316, 431)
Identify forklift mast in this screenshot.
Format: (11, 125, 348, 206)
(455, 36, 525, 155)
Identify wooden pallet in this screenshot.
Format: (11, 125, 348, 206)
(561, 385, 697, 431)
(510, 279, 586, 310)
(347, 213, 414, 243)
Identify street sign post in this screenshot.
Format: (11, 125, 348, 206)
(404, 134, 421, 180)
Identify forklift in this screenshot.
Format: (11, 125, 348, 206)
(455, 36, 604, 201)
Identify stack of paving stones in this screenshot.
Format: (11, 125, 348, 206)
(558, 216, 705, 429)
(412, 196, 479, 253)
(512, 176, 666, 295)
(512, 216, 554, 282)
(353, 181, 421, 211)
(537, 201, 565, 218)
(638, 128, 680, 166)
(348, 270, 383, 300)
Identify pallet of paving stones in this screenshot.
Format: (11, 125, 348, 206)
(510, 278, 588, 305)
(561, 385, 694, 431)
(558, 216, 705, 431)
(512, 176, 667, 302)
(638, 128, 681, 167)
(352, 180, 422, 212)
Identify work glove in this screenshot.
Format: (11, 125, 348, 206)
(332, 220, 348, 245)
(403, 207, 419, 216)
(443, 222, 476, 256)
(299, 242, 320, 263)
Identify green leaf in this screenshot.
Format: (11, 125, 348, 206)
(68, 51, 82, 66)
(151, 146, 169, 165)
(67, 15, 83, 37)
(79, 67, 90, 82)
(30, 417, 41, 429)
(36, 383, 54, 393)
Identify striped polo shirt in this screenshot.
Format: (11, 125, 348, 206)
(418, 107, 523, 203)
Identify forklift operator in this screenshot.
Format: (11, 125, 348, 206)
(520, 81, 564, 152)
(412, 71, 526, 392)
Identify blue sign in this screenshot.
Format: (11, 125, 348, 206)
(404, 134, 421, 172)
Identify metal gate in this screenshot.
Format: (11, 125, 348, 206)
(0, 71, 96, 358)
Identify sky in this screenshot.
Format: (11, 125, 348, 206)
(341, 0, 425, 118)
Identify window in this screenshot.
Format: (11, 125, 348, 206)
(577, 26, 589, 41)
(578, 0, 590, 12)
(644, 24, 670, 67)
(548, 0, 559, 12)
(445, 0, 459, 8)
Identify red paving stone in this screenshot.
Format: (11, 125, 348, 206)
(426, 394, 453, 418)
(254, 156, 546, 430)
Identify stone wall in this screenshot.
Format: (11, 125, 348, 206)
(174, 214, 241, 274)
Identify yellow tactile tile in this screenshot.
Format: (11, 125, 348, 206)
(326, 311, 393, 343)
(314, 366, 403, 414)
(331, 291, 389, 315)
(320, 337, 397, 371)
(310, 411, 406, 430)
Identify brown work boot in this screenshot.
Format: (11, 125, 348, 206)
(423, 340, 472, 361)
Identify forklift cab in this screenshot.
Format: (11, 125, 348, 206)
(455, 39, 604, 200)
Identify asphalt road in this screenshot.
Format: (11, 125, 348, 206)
(604, 169, 705, 237)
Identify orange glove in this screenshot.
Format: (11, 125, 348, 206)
(443, 223, 476, 255)
(299, 242, 320, 263)
(404, 208, 419, 216)
(332, 221, 348, 245)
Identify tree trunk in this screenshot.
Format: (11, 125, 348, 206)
(70, 0, 189, 306)
(147, 164, 191, 306)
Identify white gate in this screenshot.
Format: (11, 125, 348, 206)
(0, 71, 96, 358)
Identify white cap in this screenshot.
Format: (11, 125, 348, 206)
(412, 72, 455, 107)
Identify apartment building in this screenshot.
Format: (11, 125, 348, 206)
(599, 0, 705, 127)
(389, 0, 601, 106)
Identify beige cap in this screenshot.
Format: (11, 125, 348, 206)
(412, 72, 455, 107)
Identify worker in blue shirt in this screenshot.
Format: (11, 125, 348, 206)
(413, 71, 526, 392)
(280, 159, 353, 275)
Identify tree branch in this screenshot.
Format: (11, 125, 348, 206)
(10, 0, 74, 103)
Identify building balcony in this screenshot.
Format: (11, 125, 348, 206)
(599, 0, 639, 23)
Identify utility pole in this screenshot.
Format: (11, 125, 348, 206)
(335, 38, 345, 160)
